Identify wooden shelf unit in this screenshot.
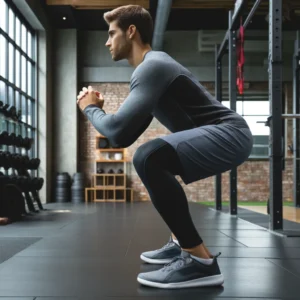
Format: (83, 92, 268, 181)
(93, 173, 126, 189)
(85, 135, 133, 203)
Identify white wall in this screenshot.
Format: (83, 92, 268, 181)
(78, 30, 296, 82)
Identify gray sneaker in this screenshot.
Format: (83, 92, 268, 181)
(137, 250, 224, 289)
(140, 237, 181, 264)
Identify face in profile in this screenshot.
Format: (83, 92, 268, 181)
(105, 20, 132, 61)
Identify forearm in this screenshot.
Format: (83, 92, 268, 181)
(83, 105, 120, 146)
(83, 104, 152, 148)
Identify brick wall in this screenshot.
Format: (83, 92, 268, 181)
(79, 82, 293, 202)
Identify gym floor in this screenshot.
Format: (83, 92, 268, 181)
(0, 202, 300, 299)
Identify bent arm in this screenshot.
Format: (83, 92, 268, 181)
(83, 62, 175, 148)
(84, 105, 153, 147)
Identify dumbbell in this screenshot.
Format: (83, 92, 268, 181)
(1, 103, 9, 114)
(12, 154, 30, 170)
(28, 158, 40, 170)
(14, 135, 24, 147)
(36, 178, 44, 190)
(22, 137, 34, 150)
(0, 151, 5, 166)
(6, 133, 17, 146)
(3, 105, 17, 119)
(0, 151, 10, 164)
(16, 109, 22, 121)
(10, 153, 24, 169)
(22, 155, 30, 169)
(1, 103, 10, 116)
(97, 168, 105, 174)
(0, 151, 13, 169)
(0, 131, 9, 145)
(30, 177, 44, 191)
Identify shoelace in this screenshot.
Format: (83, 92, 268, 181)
(162, 256, 191, 272)
(161, 241, 174, 250)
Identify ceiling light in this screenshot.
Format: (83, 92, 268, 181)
(62, 16, 67, 20)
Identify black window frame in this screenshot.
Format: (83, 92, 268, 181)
(0, 0, 37, 176)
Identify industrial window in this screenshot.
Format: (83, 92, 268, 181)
(222, 92, 269, 159)
(0, 0, 37, 174)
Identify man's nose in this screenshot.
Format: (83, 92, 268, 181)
(105, 39, 111, 47)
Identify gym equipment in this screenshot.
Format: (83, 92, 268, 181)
(0, 131, 34, 150)
(97, 168, 105, 174)
(71, 173, 85, 203)
(55, 172, 71, 203)
(0, 184, 25, 221)
(0, 129, 44, 215)
(0, 131, 9, 144)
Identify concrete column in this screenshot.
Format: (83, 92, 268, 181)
(37, 30, 54, 204)
(53, 29, 78, 178)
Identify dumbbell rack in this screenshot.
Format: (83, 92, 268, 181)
(0, 112, 44, 214)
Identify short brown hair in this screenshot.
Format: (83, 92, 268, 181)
(104, 5, 153, 44)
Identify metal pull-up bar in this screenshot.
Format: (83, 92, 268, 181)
(257, 115, 300, 125)
(282, 114, 300, 119)
(242, 0, 262, 33)
(217, 0, 262, 60)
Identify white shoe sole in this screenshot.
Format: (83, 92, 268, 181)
(140, 254, 173, 264)
(137, 274, 224, 289)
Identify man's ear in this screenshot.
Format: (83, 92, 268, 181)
(128, 25, 137, 39)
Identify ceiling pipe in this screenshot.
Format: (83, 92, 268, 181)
(151, 0, 172, 50)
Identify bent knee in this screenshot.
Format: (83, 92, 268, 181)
(133, 139, 166, 169)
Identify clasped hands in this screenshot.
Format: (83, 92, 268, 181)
(77, 86, 104, 111)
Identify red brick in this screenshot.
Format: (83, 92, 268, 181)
(78, 82, 293, 203)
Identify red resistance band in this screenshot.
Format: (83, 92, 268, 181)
(236, 19, 245, 95)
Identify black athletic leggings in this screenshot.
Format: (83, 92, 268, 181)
(133, 138, 203, 248)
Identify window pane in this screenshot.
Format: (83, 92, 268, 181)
(21, 24, 27, 53)
(244, 116, 270, 135)
(0, 0, 7, 32)
(28, 100, 32, 125)
(15, 90, 20, 113)
(15, 49, 20, 88)
(15, 17, 21, 47)
(0, 1, 36, 159)
(8, 8, 14, 39)
(8, 42, 14, 83)
(27, 61, 32, 96)
(31, 101, 35, 125)
(221, 101, 229, 108)
(0, 35, 7, 78)
(22, 124, 26, 139)
(27, 128, 35, 159)
(251, 135, 269, 157)
(0, 80, 6, 103)
(8, 86, 14, 105)
(21, 55, 26, 91)
(221, 101, 243, 115)
(27, 31, 32, 58)
(243, 101, 269, 116)
(21, 95, 27, 123)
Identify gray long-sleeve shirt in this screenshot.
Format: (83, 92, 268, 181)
(83, 51, 247, 148)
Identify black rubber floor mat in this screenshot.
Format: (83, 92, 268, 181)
(220, 206, 300, 234)
(0, 237, 41, 264)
